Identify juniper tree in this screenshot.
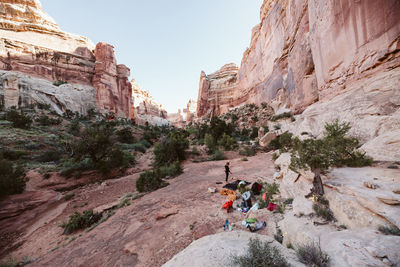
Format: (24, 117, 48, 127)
(290, 120, 372, 197)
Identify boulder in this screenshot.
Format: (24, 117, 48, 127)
(259, 132, 277, 147)
(163, 231, 305, 267)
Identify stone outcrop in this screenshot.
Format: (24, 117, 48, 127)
(169, 99, 197, 128)
(197, 0, 400, 117)
(163, 231, 305, 267)
(197, 63, 239, 118)
(131, 79, 169, 126)
(0, 0, 133, 118)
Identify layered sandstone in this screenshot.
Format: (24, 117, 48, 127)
(169, 99, 197, 128)
(197, 0, 400, 117)
(197, 63, 238, 117)
(0, 0, 133, 118)
(131, 79, 169, 125)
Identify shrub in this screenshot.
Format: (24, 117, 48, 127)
(153, 130, 189, 166)
(205, 133, 217, 154)
(138, 139, 151, 148)
(296, 241, 329, 267)
(1, 149, 29, 161)
(241, 157, 248, 161)
(5, 108, 32, 129)
(250, 127, 259, 139)
(158, 161, 183, 178)
(116, 128, 135, 144)
(72, 121, 132, 175)
(231, 238, 289, 267)
(271, 112, 294, 122)
(218, 133, 236, 150)
(0, 159, 26, 199)
(378, 225, 400, 236)
(37, 103, 51, 110)
(60, 159, 92, 178)
(35, 115, 62, 126)
(263, 126, 269, 133)
(268, 132, 293, 152)
(290, 120, 373, 196)
(209, 149, 226, 161)
(313, 203, 335, 222)
(191, 146, 200, 156)
(64, 193, 75, 201)
(132, 143, 146, 153)
(53, 80, 67, 87)
(68, 120, 81, 135)
(37, 150, 61, 163)
(261, 102, 268, 109)
(60, 210, 102, 234)
(239, 147, 256, 157)
(272, 152, 279, 161)
(136, 170, 168, 193)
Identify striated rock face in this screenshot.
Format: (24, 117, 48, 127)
(0, 0, 133, 118)
(93, 43, 132, 118)
(197, 0, 400, 117)
(131, 79, 169, 126)
(169, 99, 197, 128)
(197, 63, 238, 118)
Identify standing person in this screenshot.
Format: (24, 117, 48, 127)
(225, 162, 231, 182)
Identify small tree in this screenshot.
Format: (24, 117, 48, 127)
(153, 130, 189, 166)
(290, 120, 372, 196)
(205, 133, 216, 154)
(0, 159, 26, 199)
(5, 108, 32, 129)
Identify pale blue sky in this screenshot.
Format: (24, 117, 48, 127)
(40, 0, 263, 112)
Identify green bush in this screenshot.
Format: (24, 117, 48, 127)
(53, 80, 67, 87)
(217, 133, 236, 150)
(313, 203, 335, 222)
(136, 170, 168, 193)
(231, 238, 289, 267)
(290, 120, 373, 196)
(268, 132, 293, 152)
(5, 108, 32, 129)
(153, 130, 189, 166)
(209, 149, 225, 161)
(1, 149, 29, 161)
(205, 133, 217, 153)
(72, 121, 133, 175)
(138, 139, 151, 148)
(378, 225, 400, 236)
(35, 115, 62, 126)
(116, 128, 135, 144)
(159, 161, 183, 178)
(60, 209, 102, 234)
(132, 143, 147, 153)
(271, 112, 294, 122)
(250, 127, 259, 139)
(68, 120, 81, 135)
(0, 159, 26, 199)
(239, 147, 256, 157)
(296, 242, 329, 267)
(37, 103, 51, 110)
(37, 150, 61, 163)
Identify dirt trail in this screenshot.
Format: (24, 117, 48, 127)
(9, 153, 276, 267)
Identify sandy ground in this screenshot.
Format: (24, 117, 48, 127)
(4, 152, 278, 267)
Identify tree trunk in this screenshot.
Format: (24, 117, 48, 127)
(305, 168, 324, 197)
(313, 168, 324, 196)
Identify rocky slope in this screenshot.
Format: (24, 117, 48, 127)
(0, 0, 133, 118)
(131, 79, 169, 126)
(197, 0, 400, 117)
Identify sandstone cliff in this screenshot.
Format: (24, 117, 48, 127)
(197, 0, 400, 116)
(131, 79, 169, 126)
(169, 99, 197, 128)
(0, 0, 133, 118)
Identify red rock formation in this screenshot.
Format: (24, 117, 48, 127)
(0, 0, 133, 118)
(197, 0, 400, 117)
(93, 43, 132, 118)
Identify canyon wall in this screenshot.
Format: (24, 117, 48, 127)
(0, 0, 133, 118)
(169, 99, 197, 128)
(197, 0, 400, 117)
(131, 79, 169, 126)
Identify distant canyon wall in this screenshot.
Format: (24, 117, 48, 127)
(131, 79, 169, 126)
(0, 0, 133, 118)
(197, 0, 400, 117)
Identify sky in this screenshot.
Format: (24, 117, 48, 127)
(40, 0, 263, 113)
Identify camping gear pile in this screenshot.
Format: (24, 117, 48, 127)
(219, 179, 278, 232)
